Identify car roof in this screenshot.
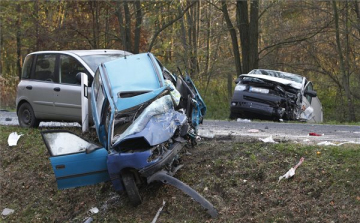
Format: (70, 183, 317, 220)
(29, 49, 131, 56)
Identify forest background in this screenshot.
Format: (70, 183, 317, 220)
(1, 0, 359, 123)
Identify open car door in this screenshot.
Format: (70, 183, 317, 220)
(41, 130, 110, 189)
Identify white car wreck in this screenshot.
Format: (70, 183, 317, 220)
(230, 69, 323, 122)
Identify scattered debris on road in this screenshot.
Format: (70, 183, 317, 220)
(237, 118, 251, 123)
(259, 135, 278, 143)
(151, 200, 166, 223)
(83, 217, 93, 223)
(309, 132, 323, 136)
(317, 141, 360, 146)
(7, 132, 23, 146)
(89, 207, 99, 214)
(278, 157, 305, 182)
(1, 208, 15, 216)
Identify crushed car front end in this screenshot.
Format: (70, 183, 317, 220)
(93, 53, 215, 215)
(230, 69, 305, 121)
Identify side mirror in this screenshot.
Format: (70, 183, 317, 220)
(304, 89, 317, 98)
(76, 72, 93, 86)
(75, 72, 82, 84)
(234, 78, 240, 84)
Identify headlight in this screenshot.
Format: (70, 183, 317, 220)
(235, 84, 247, 91)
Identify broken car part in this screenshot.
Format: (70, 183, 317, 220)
(148, 171, 218, 218)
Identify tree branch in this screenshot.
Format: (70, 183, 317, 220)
(147, 2, 196, 52)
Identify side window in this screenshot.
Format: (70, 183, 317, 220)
(59, 55, 88, 85)
(21, 55, 34, 79)
(305, 82, 314, 104)
(33, 54, 56, 81)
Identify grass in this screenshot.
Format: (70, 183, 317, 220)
(1, 125, 360, 222)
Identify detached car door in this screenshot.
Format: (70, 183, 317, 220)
(41, 130, 110, 189)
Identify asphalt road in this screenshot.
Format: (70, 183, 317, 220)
(198, 120, 360, 145)
(1, 110, 359, 145)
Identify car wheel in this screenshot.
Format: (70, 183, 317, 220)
(122, 170, 142, 206)
(18, 103, 40, 128)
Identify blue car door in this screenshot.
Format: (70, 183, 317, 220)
(41, 130, 110, 189)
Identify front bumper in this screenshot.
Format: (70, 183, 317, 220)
(230, 91, 285, 118)
(107, 142, 184, 191)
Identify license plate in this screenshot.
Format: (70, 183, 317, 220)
(249, 87, 269, 94)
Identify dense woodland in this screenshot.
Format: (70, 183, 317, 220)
(1, 0, 359, 122)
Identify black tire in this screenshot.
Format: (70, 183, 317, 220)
(18, 102, 40, 128)
(122, 171, 142, 206)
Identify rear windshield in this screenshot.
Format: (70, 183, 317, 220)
(80, 54, 128, 72)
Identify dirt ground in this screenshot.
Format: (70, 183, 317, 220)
(1, 126, 360, 222)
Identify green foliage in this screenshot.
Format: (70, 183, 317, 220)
(193, 78, 231, 120)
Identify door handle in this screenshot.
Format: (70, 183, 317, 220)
(26, 86, 32, 90)
(55, 164, 65, 169)
(54, 87, 61, 92)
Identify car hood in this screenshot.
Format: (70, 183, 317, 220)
(240, 74, 303, 89)
(103, 53, 164, 112)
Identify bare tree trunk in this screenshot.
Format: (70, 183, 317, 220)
(105, 7, 109, 48)
(222, 2, 242, 77)
(115, 1, 125, 50)
(124, 1, 132, 52)
(354, 0, 360, 35)
(35, 0, 39, 51)
(16, 4, 22, 78)
(204, 2, 211, 77)
(249, 1, 259, 70)
(186, 1, 197, 75)
(237, 1, 250, 73)
(0, 13, 3, 74)
(133, 1, 142, 54)
(332, 1, 356, 121)
(222, 2, 242, 99)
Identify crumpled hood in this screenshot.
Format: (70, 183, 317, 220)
(240, 74, 303, 89)
(112, 95, 187, 150)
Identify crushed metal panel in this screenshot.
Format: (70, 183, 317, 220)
(112, 95, 187, 149)
(241, 74, 303, 89)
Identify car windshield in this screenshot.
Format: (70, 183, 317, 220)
(249, 69, 303, 83)
(80, 54, 128, 72)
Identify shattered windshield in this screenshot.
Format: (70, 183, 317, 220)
(249, 69, 303, 83)
(80, 54, 128, 72)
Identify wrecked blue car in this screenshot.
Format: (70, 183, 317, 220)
(41, 53, 217, 217)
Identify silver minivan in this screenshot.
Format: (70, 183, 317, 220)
(16, 50, 131, 127)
